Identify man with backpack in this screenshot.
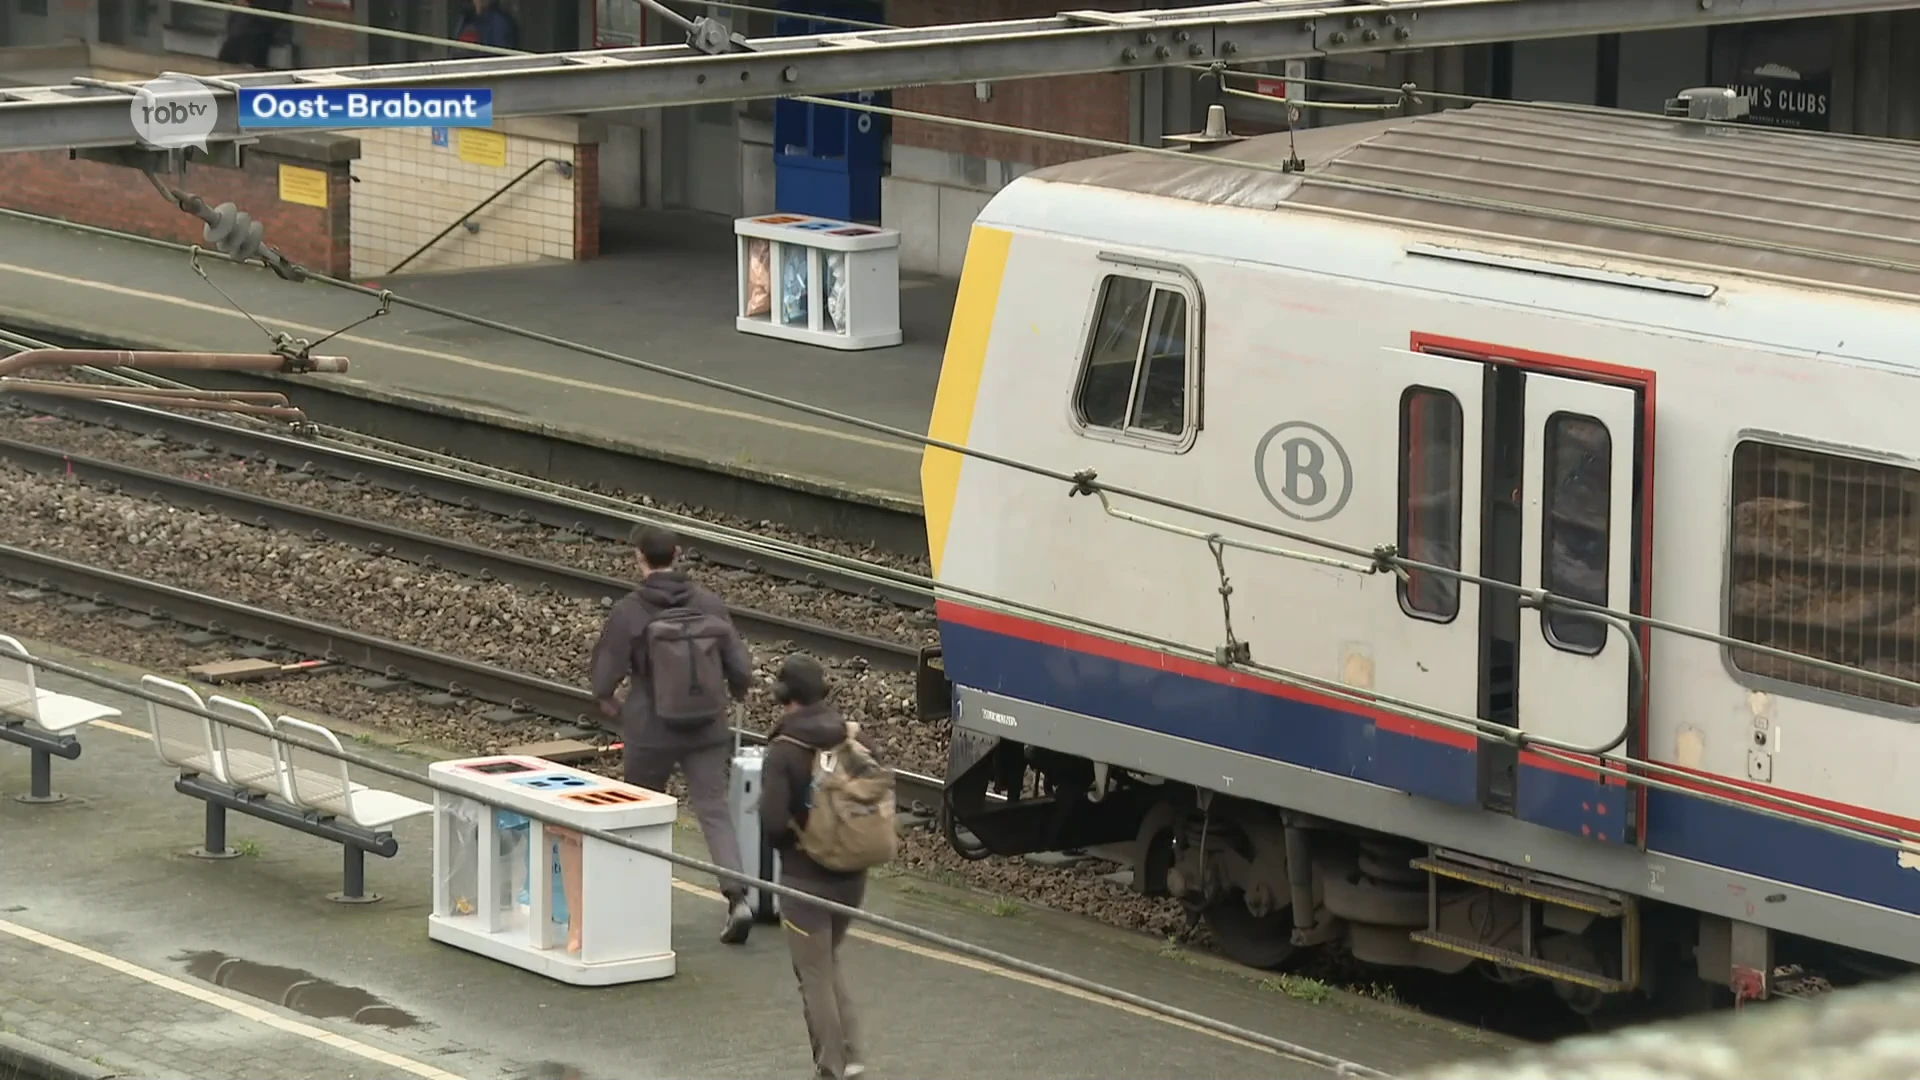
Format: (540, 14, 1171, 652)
(590, 525, 758, 944)
(758, 654, 896, 1080)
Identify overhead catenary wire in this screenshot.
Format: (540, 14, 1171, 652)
(7, 21, 1920, 843)
(6, 279, 1914, 748)
(7, 329, 1920, 860)
(12, 152, 1920, 831)
(0, 641, 1392, 1080)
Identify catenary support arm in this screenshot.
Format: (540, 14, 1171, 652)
(1, 0, 1916, 153)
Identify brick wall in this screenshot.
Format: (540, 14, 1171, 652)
(573, 144, 601, 261)
(0, 138, 356, 279)
(889, 0, 1138, 168)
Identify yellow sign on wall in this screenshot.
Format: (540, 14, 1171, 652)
(277, 164, 330, 209)
(457, 128, 509, 168)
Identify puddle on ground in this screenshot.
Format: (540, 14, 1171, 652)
(173, 950, 421, 1029)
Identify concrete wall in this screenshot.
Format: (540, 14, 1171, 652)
(348, 116, 602, 279)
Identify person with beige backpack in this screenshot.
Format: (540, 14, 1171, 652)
(758, 653, 897, 1080)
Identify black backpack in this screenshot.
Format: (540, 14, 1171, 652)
(642, 604, 734, 728)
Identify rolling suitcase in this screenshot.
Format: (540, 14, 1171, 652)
(729, 723, 782, 923)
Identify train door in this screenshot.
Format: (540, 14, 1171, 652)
(1512, 372, 1642, 842)
(1373, 351, 1486, 809)
(1413, 338, 1648, 845)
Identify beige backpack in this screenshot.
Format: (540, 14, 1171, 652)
(777, 721, 897, 873)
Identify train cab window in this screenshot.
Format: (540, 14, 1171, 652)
(1728, 441, 1920, 709)
(1540, 413, 1612, 654)
(1073, 274, 1193, 442)
(1398, 387, 1465, 621)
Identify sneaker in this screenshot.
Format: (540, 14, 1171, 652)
(845, 1065, 866, 1078)
(721, 900, 753, 944)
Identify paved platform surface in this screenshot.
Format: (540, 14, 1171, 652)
(0, 210, 947, 507)
(0, 639, 1514, 1080)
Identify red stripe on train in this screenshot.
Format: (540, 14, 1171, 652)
(936, 600, 1920, 837)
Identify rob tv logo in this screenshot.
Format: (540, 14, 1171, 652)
(130, 75, 219, 151)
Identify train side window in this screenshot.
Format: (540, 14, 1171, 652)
(1073, 274, 1193, 442)
(1727, 441, 1920, 709)
(1540, 412, 1612, 654)
(1398, 387, 1464, 621)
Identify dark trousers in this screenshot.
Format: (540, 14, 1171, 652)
(783, 875, 866, 1079)
(624, 741, 746, 904)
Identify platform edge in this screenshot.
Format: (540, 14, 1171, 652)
(0, 1031, 124, 1080)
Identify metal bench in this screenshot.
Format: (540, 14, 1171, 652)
(141, 675, 431, 903)
(0, 634, 122, 804)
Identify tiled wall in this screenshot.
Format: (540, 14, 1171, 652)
(348, 124, 586, 279)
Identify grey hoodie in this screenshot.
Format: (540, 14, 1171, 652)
(589, 569, 753, 751)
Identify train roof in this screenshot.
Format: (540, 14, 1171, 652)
(1023, 102, 1920, 298)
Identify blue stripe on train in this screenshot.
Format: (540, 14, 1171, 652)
(940, 616, 1920, 918)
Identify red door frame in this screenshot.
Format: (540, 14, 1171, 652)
(1409, 332, 1657, 848)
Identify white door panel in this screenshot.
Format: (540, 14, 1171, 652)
(1517, 374, 1638, 758)
(1376, 348, 1484, 755)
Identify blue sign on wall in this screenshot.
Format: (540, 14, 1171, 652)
(431, 126, 449, 147)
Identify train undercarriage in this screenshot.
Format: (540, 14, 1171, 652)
(933, 711, 1895, 1021)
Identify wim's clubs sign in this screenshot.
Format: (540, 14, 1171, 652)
(1726, 63, 1831, 131)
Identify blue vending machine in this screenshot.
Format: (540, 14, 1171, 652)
(773, 1, 889, 223)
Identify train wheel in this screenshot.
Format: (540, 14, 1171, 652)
(1203, 894, 1296, 970)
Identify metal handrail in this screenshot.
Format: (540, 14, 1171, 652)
(384, 156, 576, 277)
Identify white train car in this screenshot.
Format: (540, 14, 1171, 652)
(917, 96, 1920, 1013)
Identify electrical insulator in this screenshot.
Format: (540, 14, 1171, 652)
(202, 201, 265, 262)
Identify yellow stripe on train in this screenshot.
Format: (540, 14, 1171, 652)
(921, 225, 1012, 578)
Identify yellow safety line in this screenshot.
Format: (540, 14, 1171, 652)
(0, 917, 468, 1080)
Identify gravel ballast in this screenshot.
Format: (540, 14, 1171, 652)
(0, 452, 1192, 941)
(0, 413, 937, 649)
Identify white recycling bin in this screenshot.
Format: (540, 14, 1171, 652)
(428, 755, 678, 986)
(735, 212, 902, 350)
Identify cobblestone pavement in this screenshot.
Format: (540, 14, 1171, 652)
(0, 925, 460, 1080)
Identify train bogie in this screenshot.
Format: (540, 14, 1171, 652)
(920, 100, 1920, 1013)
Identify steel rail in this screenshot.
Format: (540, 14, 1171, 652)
(0, 541, 597, 723)
(1, 388, 932, 610)
(0, 543, 947, 810)
(0, 435, 920, 673)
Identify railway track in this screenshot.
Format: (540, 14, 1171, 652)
(0, 542, 947, 813)
(0, 347, 1619, 1039)
(3, 389, 932, 609)
(0, 435, 921, 675)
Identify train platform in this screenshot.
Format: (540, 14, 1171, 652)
(0, 209, 948, 511)
(0, 638, 1514, 1080)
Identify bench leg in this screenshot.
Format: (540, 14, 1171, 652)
(14, 748, 67, 805)
(189, 801, 241, 860)
(329, 846, 381, 905)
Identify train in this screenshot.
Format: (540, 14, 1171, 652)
(911, 91, 1920, 1017)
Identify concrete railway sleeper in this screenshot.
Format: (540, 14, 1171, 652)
(2, 642, 1399, 1080)
(0, 544, 948, 812)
